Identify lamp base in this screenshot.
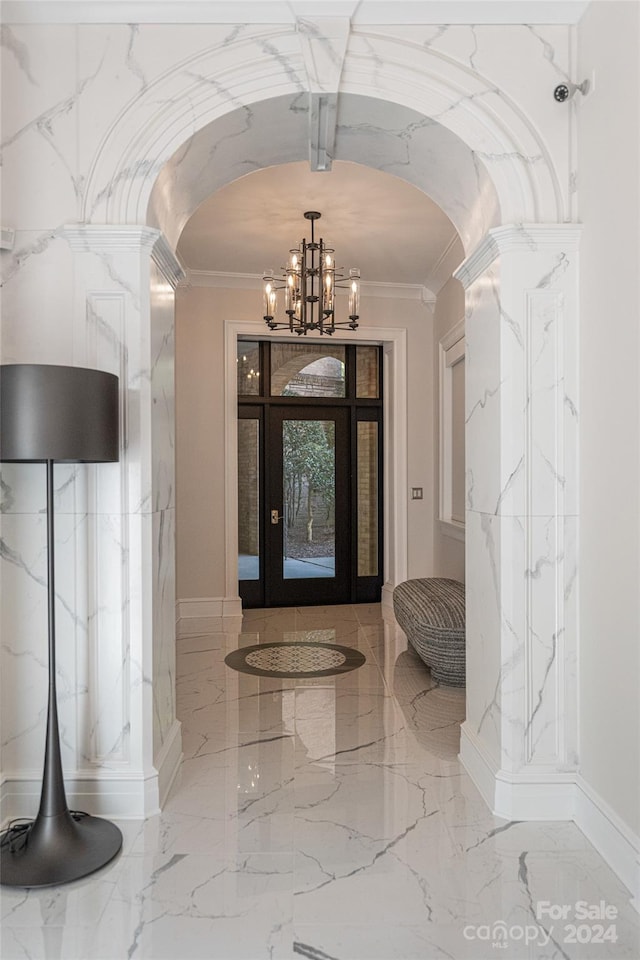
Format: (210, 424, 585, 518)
(0, 810, 123, 888)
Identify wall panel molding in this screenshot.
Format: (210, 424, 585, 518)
(439, 317, 466, 539)
(84, 292, 131, 766)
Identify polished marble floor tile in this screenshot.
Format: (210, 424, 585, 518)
(2, 604, 639, 960)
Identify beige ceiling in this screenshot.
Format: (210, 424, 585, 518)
(177, 160, 464, 295)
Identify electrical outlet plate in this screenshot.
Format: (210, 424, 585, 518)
(1, 227, 15, 251)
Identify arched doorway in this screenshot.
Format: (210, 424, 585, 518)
(68, 26, 579, 822)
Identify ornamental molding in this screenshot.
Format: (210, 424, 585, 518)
(454, 223, 582, 289)
(151, 234, 188, 290)
(61, 224, 161, 253)
(60, 225, 186, 289)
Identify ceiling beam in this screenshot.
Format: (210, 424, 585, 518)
(297, 17, 350, 172)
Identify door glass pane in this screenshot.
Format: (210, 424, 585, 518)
(237, 341, 261, 395)
(356, 346, 379, 398)
(238, 419, 260, 580)
(357, 422, 378, 576)
(271, 344, 345, 397)
(282, 419, 335, 579)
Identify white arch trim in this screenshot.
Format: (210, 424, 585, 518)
(84, 26, 565, 249)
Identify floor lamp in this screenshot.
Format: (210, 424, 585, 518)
(0, 364, 123, 887)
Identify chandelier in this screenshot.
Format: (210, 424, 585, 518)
(263, 211, 360, 336)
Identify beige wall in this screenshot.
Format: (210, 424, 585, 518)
(433, 276, 465, 582)
(175, 284, 435, 600)
(577, 1, 640, 834)
(175, 284, 229, 599)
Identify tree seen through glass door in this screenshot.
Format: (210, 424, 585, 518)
(282, 419, 335, 578)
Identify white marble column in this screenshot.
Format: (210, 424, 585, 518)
(0, 225, 184, 820)
(455, 224, 580, 819)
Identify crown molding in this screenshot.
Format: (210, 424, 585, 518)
(429, 230, 463, 281)
(361, 280, 435, 303)
(0, 1, 590, 25)
(454, 223, 582, 289)
(188, 270, 263, 289)
(187, 269, 434, 302)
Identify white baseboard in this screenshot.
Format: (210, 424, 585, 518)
(176, 596, 243, 637)
(493, 772, 576, 821)
(1, 769, 159, 824)
(0, 723, 183, 826)
(459, 721, 499, 810)
(381, 581, 395, 614)
(460, 724, 640, 904)
(155, 718, 183, 810)
(575, 774, 640, 909)
(461, 722, 575, 819)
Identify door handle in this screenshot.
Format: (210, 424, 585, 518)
(271, 509, 284, 525)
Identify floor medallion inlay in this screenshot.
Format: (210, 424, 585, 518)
(225, 641, 365, 678)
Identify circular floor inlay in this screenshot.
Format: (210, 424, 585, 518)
(245, 645, 346, 673)
(225, 642, 366, 679)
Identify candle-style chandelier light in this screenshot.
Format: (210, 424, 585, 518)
(263, 211, 360, 336)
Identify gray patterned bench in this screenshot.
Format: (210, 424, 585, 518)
(392, 578, 466, 686)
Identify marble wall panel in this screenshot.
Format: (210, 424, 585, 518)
(464, 510, 503, 767)
(150, 259, 177, 757)
(150, 262, 176, 515)
(463, 263, 502, 519)
(458, 226, 579, 793)
(496, 239, 580, 521)
(1, 233, 75, 363)
(354, 23, 575, 221)
(0, 502, 86, 777)
(0, 227, 175, 812)
(1, 508, 50, 774)
(76, 25, 233, 220)
(152, 506, 176, 756)
(1, 25, 80, 228)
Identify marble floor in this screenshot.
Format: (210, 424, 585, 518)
(1, 604, 639, 960)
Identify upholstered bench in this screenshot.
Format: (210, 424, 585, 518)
(392, 578, 466, 686)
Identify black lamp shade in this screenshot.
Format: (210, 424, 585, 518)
(0, 364, 119, 463)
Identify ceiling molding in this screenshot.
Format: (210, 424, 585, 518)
(0, 1, 590, 25)
(187, 269, 434, 302)
(427, 230, 464, 292)
(188, 270, 263, 289)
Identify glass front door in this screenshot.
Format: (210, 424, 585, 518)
(237, 341, 382, 608)
(267, 406, 349, 605)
